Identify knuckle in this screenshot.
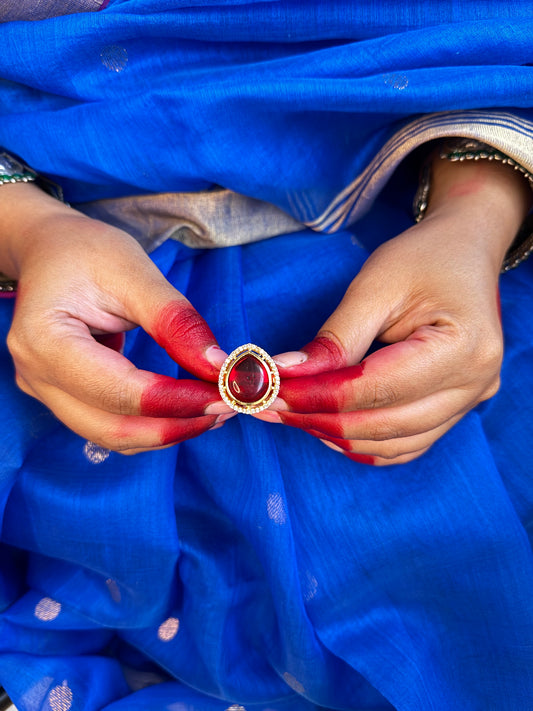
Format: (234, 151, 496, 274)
(94, 378, 137, 415)
(89, 434, 118, 451)
(98, 438, 129, 453)
(114, 383, 136, 415)
(480, 375, 501, 402)
(6, 329, 23, 362)
(373, 456, 405, 467)
(373, 447, 429, 466)
(472, 334, 503, 373)
(7, 319, 48, 358)
(376, 441, 407, 459)
(365, 417, 402, 441)
(363, 379, 400, 409)
(87, 426, 131, 453)
(14, 371, 32, 395)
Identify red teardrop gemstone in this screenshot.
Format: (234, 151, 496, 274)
(227, 354, 270, 404)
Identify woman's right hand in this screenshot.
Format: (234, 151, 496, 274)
(1, 183, 233, 454)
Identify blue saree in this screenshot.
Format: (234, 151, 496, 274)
(1, 2, 533, 710)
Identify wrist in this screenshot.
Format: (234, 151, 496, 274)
(426, 155, 531, 229)
(418, 146, 532, 271)
(0, 182, 72, 279)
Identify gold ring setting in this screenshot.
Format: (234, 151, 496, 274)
(218, 344, 280, 414)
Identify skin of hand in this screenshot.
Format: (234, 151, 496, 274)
(1, 183, 234, 454)
(255, 156, 532, 465)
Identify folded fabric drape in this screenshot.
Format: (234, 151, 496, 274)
(0, 0, 106, 22)
(1, 3, 533, 711)
(0, 0, 533, 212)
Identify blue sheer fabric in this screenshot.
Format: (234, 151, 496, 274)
(0, 1, 532, 208)
(1, 3, 533, 710)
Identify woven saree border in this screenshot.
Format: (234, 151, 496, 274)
(305, 110, 533, 234)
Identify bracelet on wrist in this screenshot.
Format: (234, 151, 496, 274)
(0, 150, 37, 186)
(0, 272, 17, 294)
(413, 139, 533, 273)
(0, 150, 44, 296)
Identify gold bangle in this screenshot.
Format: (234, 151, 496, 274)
(413, 139, 533, 272)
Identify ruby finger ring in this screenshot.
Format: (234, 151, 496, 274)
(218, 344, 280, 414)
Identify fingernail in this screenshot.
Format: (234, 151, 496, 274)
(205, 345, 228, 368)
(273, 351, 308, 368)
(267, 397, 289, 412)
(210, 415, 233, 430)
(215, 413, 235, 424)
(253, 410, 282, 423)
(321, 439, 344, 453)
(205, 401, 233, 415)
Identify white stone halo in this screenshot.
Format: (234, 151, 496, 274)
(218, 343, 280, 414)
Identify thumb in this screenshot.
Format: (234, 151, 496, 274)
(273, 277, 389, 377)
(122, 267, 227, 383)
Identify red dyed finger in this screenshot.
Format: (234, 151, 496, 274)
(314, 413, 461, 459)
(39, 388, 220, 451)
(118, 444, 176, 456)
(140, 375, 226, 418)
(277, 332, 490, 414)
(14, 325, 227, 418)
(273, 335, 347, 377)
(354, 335, 497, 410)
(114, 418, 234, 455)
(317, 438, 376, 466)
(321, 438, 431, 467)
(148, 300, 227, 382)
(277, 364, 365, 413)
(275, 388, 472, 441)
(116, 413, 219, 449)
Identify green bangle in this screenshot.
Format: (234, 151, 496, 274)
(0, 151, 40, 294)
(0, 171, 36, 185)
(0, 150, 37, 186)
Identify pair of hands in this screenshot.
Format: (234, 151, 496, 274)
(3, 157, 529, 464)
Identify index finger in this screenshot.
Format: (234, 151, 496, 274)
(16, 324, 229, 418)
(275, 337, 462, 413)
(138, 298, 228, 383)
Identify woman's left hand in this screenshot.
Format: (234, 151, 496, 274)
(254, 155, 531, 465)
